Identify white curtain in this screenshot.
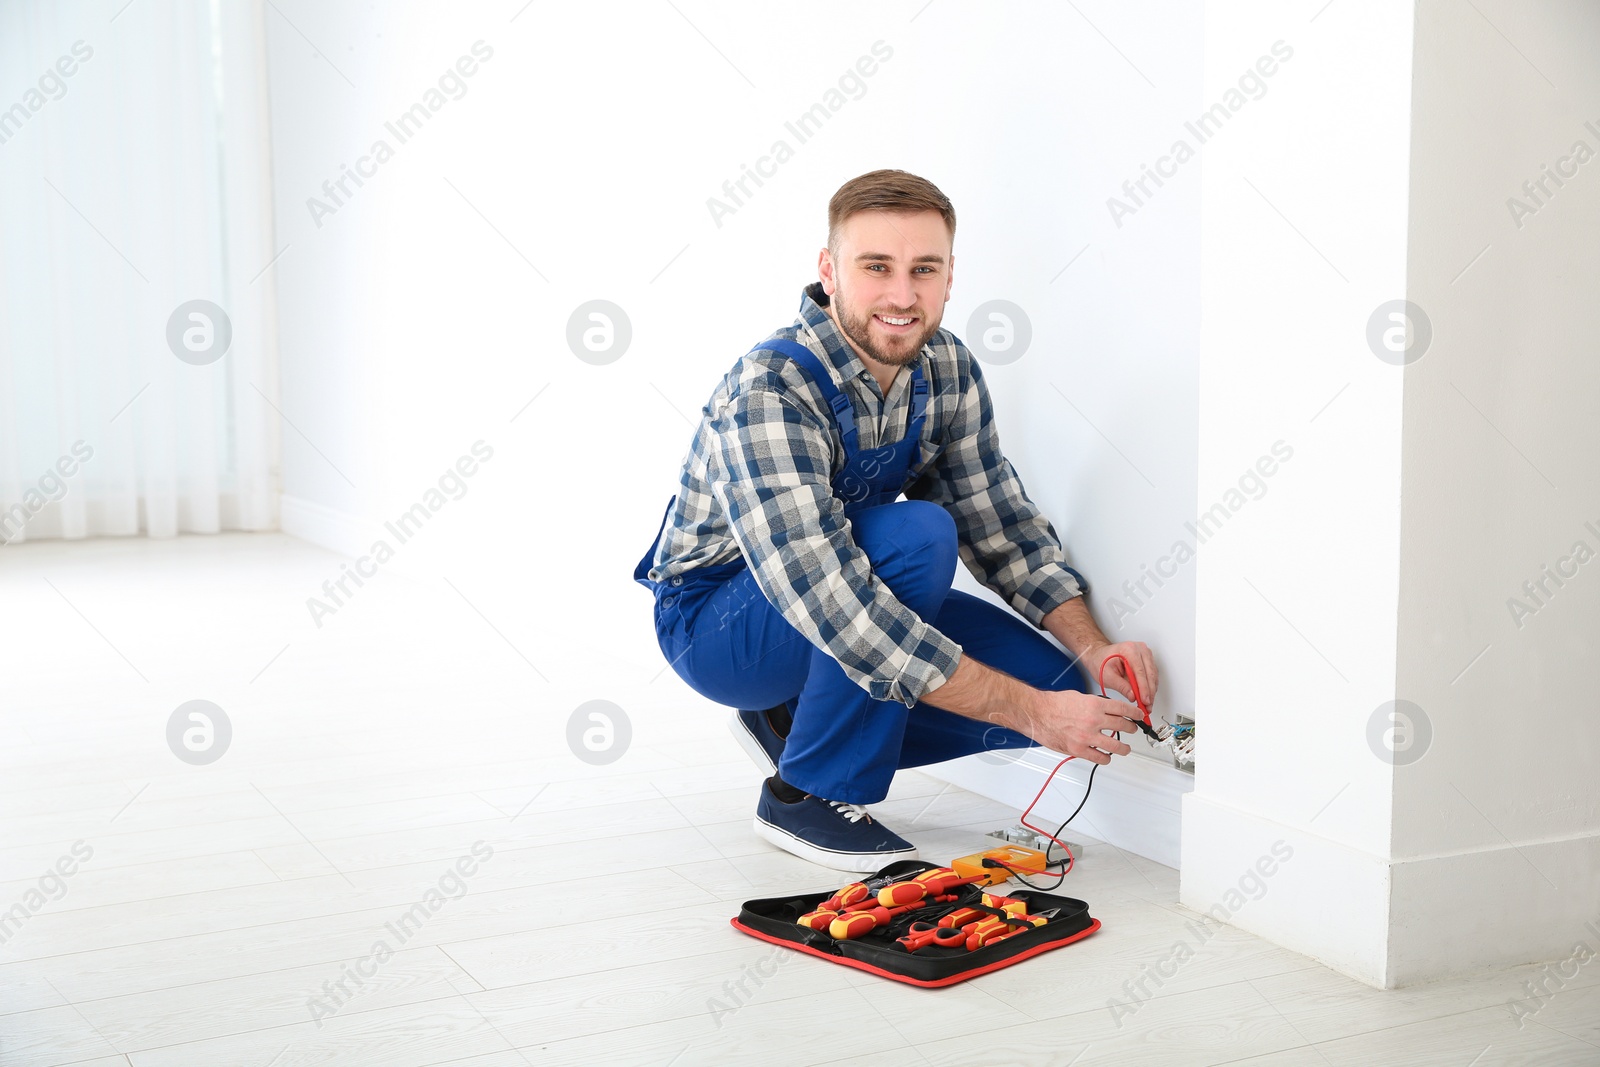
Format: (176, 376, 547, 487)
(0, 0, 279, 544)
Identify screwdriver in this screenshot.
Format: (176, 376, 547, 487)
(968, 907, 1059, 949)
(796, 908, 838, 931)
(829, 899, 932, 940)
(877, 868, 986, 907)
(936, 906, 990, 929)
(819, 871, 899, 912)
(962, 915, 1021, 950)
(832, 892, 963, 939)
(800, 870, 915, 929)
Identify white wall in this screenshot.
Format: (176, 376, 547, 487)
(1391, 0, 1600, 983)
(1183, 0, 1415, 986)
(1184, 0, 1600, 988)
(263, 1, 1206, 829)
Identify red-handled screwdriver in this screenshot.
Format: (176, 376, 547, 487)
(962, 915, 1018, 950)
(795, 908, 838, 931)
(819, 871, 899, 912)
(877, 869, 986, 907)
(936, 906, 989, 929)
(969, 908, 1060, 949)
(829, 899, 929, 940)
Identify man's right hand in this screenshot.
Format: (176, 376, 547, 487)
(1012, 688, 1144, 765)
(921, 652, 1146, 765)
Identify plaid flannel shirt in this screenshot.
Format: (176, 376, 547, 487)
(645, 282, 1088, 708)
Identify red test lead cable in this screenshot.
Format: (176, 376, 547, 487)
(999, 652, 1151, 887)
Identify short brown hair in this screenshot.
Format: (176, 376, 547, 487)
(827, 169, 956, 253)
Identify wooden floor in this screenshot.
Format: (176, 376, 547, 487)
(2, 534, 1596, 1066)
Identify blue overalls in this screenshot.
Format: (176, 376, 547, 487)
(633, 338, 1090, 804)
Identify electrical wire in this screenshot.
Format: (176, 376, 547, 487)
(990, 652, 1149, 890)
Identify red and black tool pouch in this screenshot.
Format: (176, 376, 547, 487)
(731, 859, 1101, 987)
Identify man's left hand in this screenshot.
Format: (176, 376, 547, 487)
(1079, 641, 1159, 709)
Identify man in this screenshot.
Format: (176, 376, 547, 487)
(633, 169, 1157, 872)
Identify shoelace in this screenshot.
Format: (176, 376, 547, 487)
(827, 799, 871, 824)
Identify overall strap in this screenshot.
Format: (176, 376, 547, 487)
(749, 337, 859, 453)
(907, 364, 929, 437)
(633, 494, 677, 587)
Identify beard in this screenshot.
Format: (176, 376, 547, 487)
(831, 288, 941, 367)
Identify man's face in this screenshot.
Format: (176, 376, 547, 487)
(819, 209, 953, 368)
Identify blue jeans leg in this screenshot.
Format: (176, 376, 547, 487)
(655, 499, 1089, 804)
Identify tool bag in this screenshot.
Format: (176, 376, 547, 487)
(730, 859, 1101, 987)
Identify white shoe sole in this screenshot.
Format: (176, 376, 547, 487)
(727, 709, 778, 777)
(752, 814, 918, 874)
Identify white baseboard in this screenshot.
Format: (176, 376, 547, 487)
(1180, 792, 1600, 988)
(922, 748, 1193, 869)
(278, 494, 375, 558)
(1387, 829, 1600, 986)
(1180, 793, 1390, 985)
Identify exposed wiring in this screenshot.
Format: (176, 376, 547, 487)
(1154, 719, 1196, 765)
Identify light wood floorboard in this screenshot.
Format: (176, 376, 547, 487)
(3, 535, 1595, 1066)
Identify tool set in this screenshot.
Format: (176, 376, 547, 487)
(732, 860, 1100, 986)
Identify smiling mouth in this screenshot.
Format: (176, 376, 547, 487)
(873, 313, 918, 331)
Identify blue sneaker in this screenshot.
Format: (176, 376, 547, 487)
(728, 707, 788, 776)
(753, 778, 918, 873)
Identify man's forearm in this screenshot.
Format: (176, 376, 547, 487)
(915, 598, 1113, 729)
(918, 595, 1110, 730)
(1040, 595, 1111, 661)
(916, 651, 1044, 732)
